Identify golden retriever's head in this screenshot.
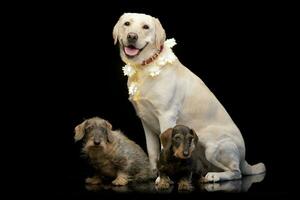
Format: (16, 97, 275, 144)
(113, 13, 166, 65)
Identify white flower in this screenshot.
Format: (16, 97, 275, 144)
(164, 38, 177, 48)
(157, 58, 167, 66)
(128, 82, 138, 95)
(165, 52, 177, 64)
(157, 51, 177, 66)
(122, 65, 136, 77)
(148, 66, 161, 77)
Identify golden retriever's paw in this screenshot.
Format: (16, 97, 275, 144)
(199, 176, 208, 183)
(112, 176, 128, 186)
(178, 179, 193, 191)
(85, 176, 102, 185)
(155, 176, 173, 190)
(204, 172, 220, 183)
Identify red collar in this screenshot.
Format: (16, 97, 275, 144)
(141, 45, 164, 66)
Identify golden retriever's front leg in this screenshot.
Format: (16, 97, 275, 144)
(141, 120, 160, 174)
(112, 172, 129, 186)
(158, 114, 177, 140)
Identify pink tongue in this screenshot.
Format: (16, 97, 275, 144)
(124, 47, 139, 56)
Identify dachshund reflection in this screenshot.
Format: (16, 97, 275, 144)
(74, 117, 154, 186)
(156, 125, 200, 191)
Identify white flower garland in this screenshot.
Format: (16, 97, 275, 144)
(122, 64, 136, 77)
(122, 38, 177, 97)
(148, 65, 161, 77)
(128, 82, 138, 95)
(164, 38, 176, 48)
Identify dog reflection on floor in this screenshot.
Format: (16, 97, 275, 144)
(85, 181, 165, 193)
(85, 173, 265, 193)
(200, 173, 266, 192)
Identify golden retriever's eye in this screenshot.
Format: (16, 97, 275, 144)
(124, 21, 130, 26)
(143, 24, 149, 29)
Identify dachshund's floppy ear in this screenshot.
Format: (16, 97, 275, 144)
(105, 120, 113, 143)
(105, 120, 112, 130)
(160, 128, 173, 150)
(74, 121, 86, 142)
(107, 132, 113, 143)
(191, 129, 198, 145)
(154, 17, 166, 49)
(113, 14, 124, 45)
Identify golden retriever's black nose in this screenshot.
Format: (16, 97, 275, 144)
(127, 32, 138, 43)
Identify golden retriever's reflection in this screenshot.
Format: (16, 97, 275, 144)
(200, 173, 266, 192)
(85, 173, 265, 193)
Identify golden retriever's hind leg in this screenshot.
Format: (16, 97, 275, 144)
(203, 140, 242, 182)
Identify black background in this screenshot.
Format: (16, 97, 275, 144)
(6, 0, 295, 198)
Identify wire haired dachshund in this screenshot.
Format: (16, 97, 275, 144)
(156, 125, 200, 191)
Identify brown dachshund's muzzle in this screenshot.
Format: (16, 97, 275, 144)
(183, 147, 190, 157)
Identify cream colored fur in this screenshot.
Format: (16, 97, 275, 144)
(113, 13, 266, 183)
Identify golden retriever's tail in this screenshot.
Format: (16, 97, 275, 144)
(241, 160, 266, 175)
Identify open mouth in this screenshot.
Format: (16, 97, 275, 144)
(122, 42, 148, 58)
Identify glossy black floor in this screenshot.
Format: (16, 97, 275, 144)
(58, 172, 267, 195)
(11, 1, 293, 198)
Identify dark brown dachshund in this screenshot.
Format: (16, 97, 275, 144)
(156, 125, 200, 191)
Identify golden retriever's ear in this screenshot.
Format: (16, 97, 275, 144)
(160, 128, 173, 150)
(113, 15, 123, 45)
(191, 129, 198, 145)
(154, 18, 166, 49)
(74, 121, 86, 142)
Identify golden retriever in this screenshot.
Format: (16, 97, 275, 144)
(113, 13, 266, 184)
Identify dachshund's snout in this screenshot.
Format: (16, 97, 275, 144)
(94, 134, 101, 145)
(183, 150, 189, 157)
(94, 140, 100, 145)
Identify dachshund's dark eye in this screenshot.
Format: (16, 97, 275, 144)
(143, 24, 149, 29)
(85, 125, 94, 132)
(187, 137, 193, 143)
(124, 21, 130, 26)
(174, 136, 181, 142)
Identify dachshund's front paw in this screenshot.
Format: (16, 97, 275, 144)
(155, 176, 173, 190)
(112, 175, 128, 186)
(178, 179, 193, 191)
